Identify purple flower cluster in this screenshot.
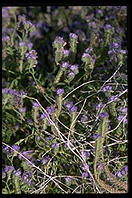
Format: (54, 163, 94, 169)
(81, 150, 90, 159)
(53, 36, 65, 48)
(33, 101, 40, 107)
(56, 88, 64, 95)
(99, 112, 109, 119)
(103, 85, 113, 92)
(69, 33, 78, 40)
(96, 103, 103, 111)
(47, 106, 55, 115)
(25, 50, 38, 64)
(65, 101, 77, 113)
(41, 155, 51, 165)
(117, 166, 128, 178)
(81, 115, 88, 123)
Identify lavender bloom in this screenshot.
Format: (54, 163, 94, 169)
(14, 170, 21, 177)
(69, 33, 78, 40)
(41, 155, 51, 165)
(19, 150, 33, 160)
(120, 49, 126, 54)
(27, 42, 33, 48)
(19, 42, 25, 47)
(82, 172, 88, 178)
(120, 107, 127, 114)
(65, 101, 73, 109)
(70, 64, 78, 71)
(56, 88, 64, 95)
(85, 47, 93, 53)
(99, 112, 109, 118)
(68, 71, 75, 77)
(12, 144, 20, 151)
(111, 42, 120, 49)
(98, 162, 104, 170)
(96, 103, 103, 111)
(103, 85, 113, 92)
(81, 115, 88, 123)
(53, 36, 65, 47)
(27, 119, 33, 124)
(117, 171, 123, 178)
(121, 166, 128, 175)
(62, 62, 69, 68)
(65, 177, 72, 182)
(51, 142, 59, 149)
(5, 166, 14, 173)
(70, 105, 77, 112)
(81, 150, 90, 159)
(109, 95, 117, 102)
(19, 107, 26, 113)
(2, 88, 9, 94)
(105, 24, 114, 30)
(40, 113, 47, 120)
(63, 49, 70, 56)
(2, 36, 10, 42)
(82, 53, 90, 58)
(93, 133, 101, 140)
(3, 146, 10, 153)
(47, 106, 55, 115)
(117, 115, 124, 121)
(33, 102, 40, 107)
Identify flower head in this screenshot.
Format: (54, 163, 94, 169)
(82, 172, 88, 178)
(70, 105, 77, 112)
(65, 177, 72, 182)
(99, 112, 109, 119)
(47, 106, 55, 115)
(62, 62, 69, 68)
(65, 101, 73, 109)
(69, 33, 78, 40)
(56, 88, 64, 95)
(12, 144, 20, 151)
(33, 102, 40, 107)
(70, 64, 78, 71)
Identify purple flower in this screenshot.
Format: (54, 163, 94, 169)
(65, 101, 73, 109)
(103, 85, 113, 92)
(56, 88, 64, 95)
(98, 162, 104, 170)
(120, 107, 127, 114)
(5, 166, 14, 173)
(117, 115, 124, 121)
(64, 49, 70, 56)
(81, 115, 88, 123)
(47, 106, 55, 115)
(81, 150, 90, 159)
(41, 155, 51, 165)
(120, 49, 126, 54)
(19, 42, 25, 47)
(70, 105, 77, 112)
(85, 48, 93, 53)
(12, 144, 20, 151)
(14, 170, 21, 177)
(40, 113, 47, 120)
(33, 102, 40, 107)
(82, 172, 88, 178)
(82, 53, 90, 58)
(70, 64, 78, 71)
(96, 103, 103, 111)
(2, 36, 10, 42)
(109, 95, 117, 102)
(111, 42, 120, 49)
(2, 88, 9, 94)
(27, 119, 33, 124)
(105, 24, 114, 30)
(93, 133, 101, 140)
(121, 166, 128, 175)
(19, 150, 33, 160)
(65, 177, 72, 182)
(68, 71, 75, 77)
(69, 33, 78, 40)
(99, 112, 109, 118)
(20, 90, 27, 96)
(51, 142, 59, 149)
(19, 107, 26, 113)
(53, 36, 65, 47)
(62, 62, 69, 68)
(117, 171, 123, 178)
(27, 42, 33, 48)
